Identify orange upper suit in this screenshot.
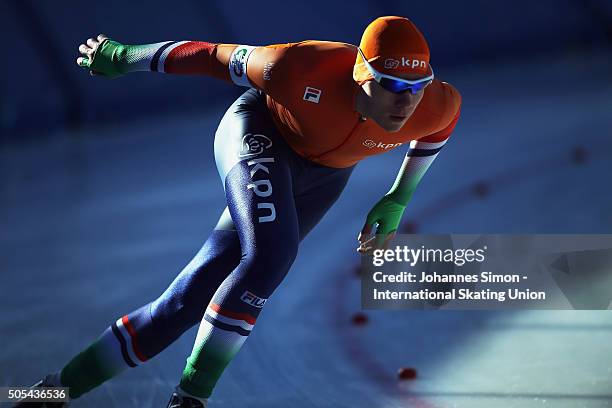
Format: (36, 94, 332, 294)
(160, 40, 461, 168)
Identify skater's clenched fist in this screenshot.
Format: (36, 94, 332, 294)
(77, 34, 108, 75)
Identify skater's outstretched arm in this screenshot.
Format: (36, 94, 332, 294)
(357, 107, 460, 253)
(76, 35, 296, 97)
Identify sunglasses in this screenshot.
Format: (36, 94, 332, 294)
(357, 48, 434, 94)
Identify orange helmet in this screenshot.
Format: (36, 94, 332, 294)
(353, 16, 431, 85)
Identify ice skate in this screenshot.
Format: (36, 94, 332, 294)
(166, 387, 207, 408)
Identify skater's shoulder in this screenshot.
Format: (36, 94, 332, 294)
(423, 80, 461, 114)
(415, 79, 461, 131)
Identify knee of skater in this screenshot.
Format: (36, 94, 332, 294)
(242, 240, 298, 274)
(151, 297, 203, 330)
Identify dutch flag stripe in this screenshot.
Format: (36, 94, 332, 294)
(407, 138, 448, 157)
(150, 41, 177, 72)
(157, 41, 189, 73)
(114, 317, 145, 365)
(409, 139, 447, 150)
(111, 320, 137, 367)
(204, 314, 251, 337)
(407, 146, 443, 157)
(206, 306, 255, 331)
(121, 316, 149, 363)
(209, 303, 257, 325)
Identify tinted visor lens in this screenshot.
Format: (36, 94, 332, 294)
(379, 77, 432, 94)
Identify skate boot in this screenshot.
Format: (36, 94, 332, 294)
(166, 387, 207, 408)
(12, 374, 69, 407)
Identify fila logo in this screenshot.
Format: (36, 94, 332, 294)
(363, 139, 403, 150)
(240, 290, 267, 308)
(303, 87, 322, 103)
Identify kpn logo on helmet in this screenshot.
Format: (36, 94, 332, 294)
(384, 57, 427, 70)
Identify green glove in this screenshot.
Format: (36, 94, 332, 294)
(358, 195, 406, 250)
(78, 39, 127, 79)
(365, 195, 406, 236)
